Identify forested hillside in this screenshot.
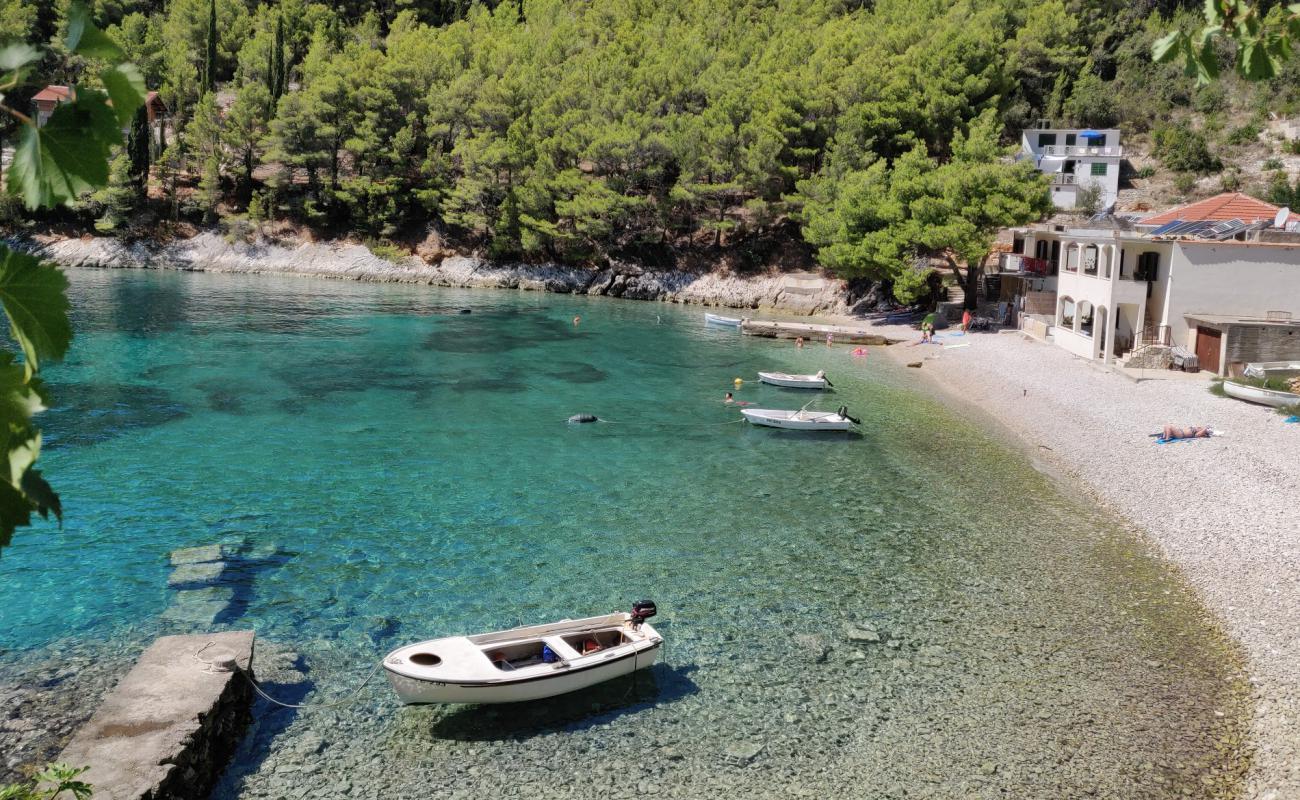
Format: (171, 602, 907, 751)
(3, 0, 1299, 281)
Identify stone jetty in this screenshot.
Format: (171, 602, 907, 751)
(741, 318, 898, 345)
(56, 631, 255, 800)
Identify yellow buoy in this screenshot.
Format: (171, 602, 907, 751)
(733, 377, 744, 386)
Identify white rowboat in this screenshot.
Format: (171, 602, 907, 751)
(1222, 380, 1300, 408)
(757, 370, 829, 389)
(383, 606, 662, 704)
(704, 313, 743, 328)
(1243, 361, 1300, 380)
(742, 406, 858, 431)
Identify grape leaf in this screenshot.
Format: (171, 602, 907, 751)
(1152, 31, 1184, 63)
(64, 2, 125, 62)
(101, 63, 147, 126)
(21, 467, 61, 525)
(0, 247, 73, 375)
(8, 91, 121, 209)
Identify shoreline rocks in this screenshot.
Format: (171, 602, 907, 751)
(26, 233, 856, 315)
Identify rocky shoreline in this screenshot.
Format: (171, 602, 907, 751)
(879, 325, 1300, 800)
(26, 233, 861, 316)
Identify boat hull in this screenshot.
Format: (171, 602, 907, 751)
(705, 313, 742, 327)
(1223, 381, 1300, 408)
(757, 372, 826, 389)
(384, 641, 661, 704)
(742, 408, 854, 431)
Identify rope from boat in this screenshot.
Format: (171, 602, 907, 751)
(568, 417, 746, 427)
(194, 642, 383, 710)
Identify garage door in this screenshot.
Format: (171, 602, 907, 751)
(1195, 327, 1222, 374)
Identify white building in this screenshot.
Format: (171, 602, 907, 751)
(1006, 193, 1300, 375)
(1020, 125, 1122, 212)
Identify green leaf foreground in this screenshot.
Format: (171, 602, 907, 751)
(1155, 0, 1300, 82)
(0, 1, 137, 553)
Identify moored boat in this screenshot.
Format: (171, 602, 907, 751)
(758, 370, 830, 389)
(383, 602, 662, 704)
(741, 405, 860, 431)
(704, 312, 743, 327)
(1243, 361, 1300, 380)
(1222, 380, 1300, 408)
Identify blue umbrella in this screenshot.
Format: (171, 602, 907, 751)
(1079, 129, 1103, 138)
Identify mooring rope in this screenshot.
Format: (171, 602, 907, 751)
(194, 641, 383, 710)
(568, 417, 746, 428)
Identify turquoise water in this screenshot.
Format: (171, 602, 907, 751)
(0, 269, 1248, 797)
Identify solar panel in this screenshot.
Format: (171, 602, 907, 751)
(1149, 219, 1184, 235)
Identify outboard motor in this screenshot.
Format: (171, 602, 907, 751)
(630, 599, 657, 629)
(837, 405, 862, 425)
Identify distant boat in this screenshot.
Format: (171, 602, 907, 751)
(384, 602, 661, 705)
(705, 313, 743, 328)
(1222, 380, 1300, 408)
(742, 405, 859, 431)
(758, 370, 830, 389)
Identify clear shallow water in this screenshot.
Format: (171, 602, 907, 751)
(0, 269, 1249, 797)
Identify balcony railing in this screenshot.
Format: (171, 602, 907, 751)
(1051, 173, 1076, 185)
(1039, 144, 1123, 158)
(998, 254, 1050, 275)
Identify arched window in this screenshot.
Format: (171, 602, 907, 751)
(1058, 296, 1075, 327)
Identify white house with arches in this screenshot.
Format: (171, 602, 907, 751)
(1008, 193, 1300, 375)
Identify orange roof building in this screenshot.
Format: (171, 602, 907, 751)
(1141, 192, 1297, 227)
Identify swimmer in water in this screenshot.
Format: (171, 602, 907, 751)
(852, 347, 867, 356)
(573, 315, 581, 326)
(795, 337, 804, 349)
(724, 392, 734, 403)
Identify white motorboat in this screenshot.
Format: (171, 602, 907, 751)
(383, 602, 662, 704)
(704, 313, 743, 328)
(758, 370, 830, 389)
(1222, 380, 1300, 408)
(742, 404, 860, 431)
(1243, 361, 1300, 380)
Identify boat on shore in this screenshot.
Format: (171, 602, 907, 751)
(1222, 380, 1300, 408)
(742, 405, 859, 431)
(383, 602, 662, 704)
(1243, 361, 1300, 380)
(758, 370, 830, 389)
(704, 312, 743, 328)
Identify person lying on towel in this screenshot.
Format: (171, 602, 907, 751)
(1157, 425, 1218, 440)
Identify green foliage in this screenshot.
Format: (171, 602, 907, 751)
(1224, 122, 1262, 145)
(127, 104, 151, 196)
(0, 763, 92, 800)
(1173, 172, 1197, 194)
(1264, 170, 1298, 206)
(1154, 1, 1300, 83)
(1263, 157, 1284, 170)
(0, 4, 141, 552)
(1153, 123, 1221, 173)
(1073, 182, 1102, 215)
(891, 262, 934, 305)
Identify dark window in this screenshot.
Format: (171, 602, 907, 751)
(1038, 133, 1057, 147)
(1136, 252, 1159, 281)
(1064, 160, 1076, 174)
(1090, 162, 1108, 176)
(1013, 237, 1025, 254)
(1065, 133, 1077, 146)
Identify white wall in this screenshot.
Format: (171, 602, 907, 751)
(1164, 242, 1300, 343)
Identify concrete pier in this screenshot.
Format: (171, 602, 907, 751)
(741, 319, 899, 345)
(57, 631, 255, 800)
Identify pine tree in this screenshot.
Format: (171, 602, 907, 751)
(204, 0, 217, 92)
(272, 11, 286, 101)
(127, 106, 151, 199)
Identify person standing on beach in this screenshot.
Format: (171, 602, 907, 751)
(962, 309, 972, 333)
(825, 332, 833, 347)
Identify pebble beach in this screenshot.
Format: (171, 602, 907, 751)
(880, 325, 1300, 799)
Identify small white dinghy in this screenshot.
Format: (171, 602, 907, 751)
(742, 403, 860, 431)
(704, 312, 743, 328)
(758, 370, 831, 389)
(383, 601, 662, 704)
(1222, 380, 1300, 408)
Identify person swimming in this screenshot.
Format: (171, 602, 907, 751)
(573, 315, 581, 326)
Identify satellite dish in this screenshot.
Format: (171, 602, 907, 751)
(1275, 207, 1291, 228)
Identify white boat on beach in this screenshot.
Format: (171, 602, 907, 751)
(704, 313, 743, 328)
(1222, 380, 1300, 408)
(383, 602, 662, 704)
(1243, 361, 1300, 380)
(742, 404, 860, 431)
(758, 370, 830, 389)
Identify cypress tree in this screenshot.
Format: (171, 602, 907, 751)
(272, 12, 286, 100)
(204, 0, 217, 92)
(127, 105, 151, 198)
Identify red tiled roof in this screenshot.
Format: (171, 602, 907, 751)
(1142, 192, 1297, 227)
(32, 85, 72, 104)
